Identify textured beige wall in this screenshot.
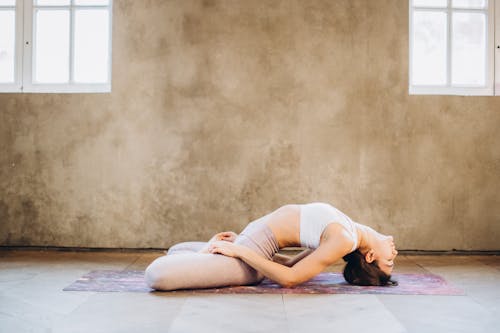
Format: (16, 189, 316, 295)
(0, 0, 499, 250)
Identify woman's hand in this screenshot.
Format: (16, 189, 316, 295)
(209, 231, 238, 243)
(208, 241, 244, 258)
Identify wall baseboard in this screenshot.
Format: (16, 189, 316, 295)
(397, 249, 500, 256)
(1, 246, 499, 255)
(0, 246, 166, 253)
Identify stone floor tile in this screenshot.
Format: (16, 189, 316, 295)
(378, 294, 495, 333)
(168, 294, 287, 333)
(283, 294, 406, 333)
(52, 292, 187, 333)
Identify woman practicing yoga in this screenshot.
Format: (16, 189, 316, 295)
(145, 202, 398, 291)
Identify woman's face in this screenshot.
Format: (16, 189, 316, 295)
(374, 235, 398, 275)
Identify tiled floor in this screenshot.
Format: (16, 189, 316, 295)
(0, 249, 499, 333)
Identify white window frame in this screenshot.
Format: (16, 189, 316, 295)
(0, 0, 23, 92)
(0, 0, 112, 94)
(496, 0, 500, 93)
(409, 0, 497, 96)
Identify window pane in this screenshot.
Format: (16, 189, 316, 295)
(451, 13, 486, 85)
(0, 10, 15, 83)
(34, 10, 70, 83)
(0, 0, 15, 6)
(412, 11, 447, 85)
(74, 0, 109, 5)
(452, 0, 487, 9)
(74, 9, 109, 83)
(413, 0, 447, 8)
(35, 0, 70, 5)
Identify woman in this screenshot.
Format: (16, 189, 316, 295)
(145, 202, 398, 291)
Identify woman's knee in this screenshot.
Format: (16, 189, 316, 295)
(144, 259, 163, 289)
(144, 256, 179, 290)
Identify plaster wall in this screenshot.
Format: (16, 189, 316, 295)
(1, 0, 499, 250)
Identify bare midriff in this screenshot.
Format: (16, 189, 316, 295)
(264, 204, 302, 249)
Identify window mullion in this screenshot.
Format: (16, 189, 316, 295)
(70, 0, 75, 84)
(107, 0, 113, 86)
(495, 0, 500, 95)
(22, 0, 34, 91)
(15, 0, 24, 90)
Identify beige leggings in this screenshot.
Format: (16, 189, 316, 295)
(144, 219, 280, 291)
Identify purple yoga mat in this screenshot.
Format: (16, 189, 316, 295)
(63, 270, 464, 295)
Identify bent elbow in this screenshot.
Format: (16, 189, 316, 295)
(280, 281, 296, 288)
(279, 275, 298, 288)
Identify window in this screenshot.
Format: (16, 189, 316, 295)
(0, 0, 112, 93)
(409, 0, 498, 95)
(0, 0, 20, 89)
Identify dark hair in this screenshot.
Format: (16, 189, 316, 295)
(342, 250, 398, 286)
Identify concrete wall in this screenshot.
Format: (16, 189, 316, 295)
(1, 0, 499, 250)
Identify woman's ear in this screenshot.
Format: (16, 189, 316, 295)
(365, 249, 376, 263)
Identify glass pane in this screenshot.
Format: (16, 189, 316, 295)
(74, 9, 109, 83)
(36, 0, 70, 5)
(412, 11, 448, 85)
(0, 0, 16, 6)
(74, 0, 109, 5)
(452, 0, 487, 9)
(34, 9, 70, 83)
(413, 0, 447, 8)
(452, 13, 486, 85)
(0, 10, 15, 83)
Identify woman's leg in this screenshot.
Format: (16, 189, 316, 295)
(144, 252, 263, 291)
(166, 241, 208, 255)
(146, 208, 282, 291)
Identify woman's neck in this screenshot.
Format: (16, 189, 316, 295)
(354, 223, 377, 254)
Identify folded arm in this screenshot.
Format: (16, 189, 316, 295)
(210, 228, 352, 288)
(272, 248, 314, 267)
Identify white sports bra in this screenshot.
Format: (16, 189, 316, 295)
(299, 202, 359, 252)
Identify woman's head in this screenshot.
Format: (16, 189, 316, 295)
(365, 234, 398, 276)
(341, 222, 399, 286)
(343, 250, 398, 286)
(342, 234, 398, 286)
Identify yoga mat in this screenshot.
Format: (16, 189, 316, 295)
(63, 270, 464, 295)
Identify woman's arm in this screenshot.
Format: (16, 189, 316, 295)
(198, 231, 238, 253)
(286, 248, 314, 266)
(271, 253, 292, 266)
(272, 249, 314, 267)
(209, 231, 238, 243)
(209, 231, 351, 287)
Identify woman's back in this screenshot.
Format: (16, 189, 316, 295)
(259, 204, 301, 248)
(263, 203, 358, 252)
